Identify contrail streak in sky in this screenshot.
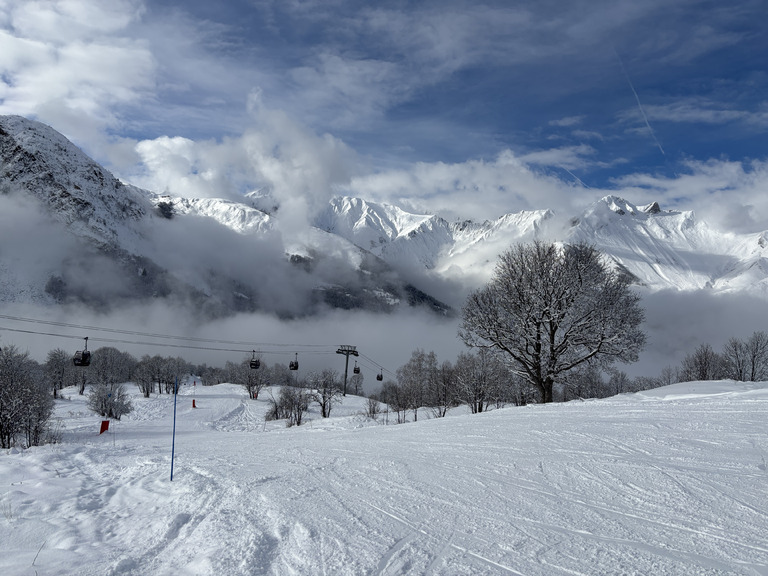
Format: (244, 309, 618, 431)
(562, 166, 591, 188)
(615, 49, 665, 156)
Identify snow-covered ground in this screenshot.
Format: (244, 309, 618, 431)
(2, 380, 767, 575)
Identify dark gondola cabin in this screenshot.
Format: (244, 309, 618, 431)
(376, 371, 383, 381)
(73, 337, 91, 367)
(289, 353, 299, 371)
(73, 350, 91, 367)
(353, 362, 360, 375)
(250, 350, 260, 369)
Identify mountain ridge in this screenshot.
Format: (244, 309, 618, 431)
(3, 114, 768, 320)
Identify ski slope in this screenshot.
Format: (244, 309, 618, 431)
(1, 381, 767, 575)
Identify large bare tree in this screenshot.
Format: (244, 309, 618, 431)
(460, 241, 645, 403)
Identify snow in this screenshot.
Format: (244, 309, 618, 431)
(2, 381, 767, 575)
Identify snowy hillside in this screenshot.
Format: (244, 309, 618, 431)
(1, 381, 766, 575)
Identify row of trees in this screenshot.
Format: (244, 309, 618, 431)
(677, 331, 768, 383)
(374, 348, 537, 424)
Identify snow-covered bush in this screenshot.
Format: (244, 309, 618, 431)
(265, 386, 309, 427)
(88, 382, 133, 420)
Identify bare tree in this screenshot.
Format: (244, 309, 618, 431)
(460, 241, 645, 403)
(349, 372, 364, 396)
(426, 360, 455, 418)
(608, 369, 631, 396)
(308, 369, 342, 418)
(745, 331, 768, 382)
(562, 362, 606, 401)
(680, 343, 724, 382)
(239, 358, 270, 400)
(266, 386, 309, 427)
(270, 363, 294, 387)
(396, 349, 438, 421)
(722, 337, 749, 381)
(380, 380, 407, 423)
(365, 396, 381, 420)
(454, 349, 507, 413)
(658, 365, 678, 387)
(163, 357, 189, 392)
(45, 348, 75, 398)
(21, 374, 54, 447)
(134, 356, 159, 398)
(90, 347, 136, 386)
(0, 345, 53, 448)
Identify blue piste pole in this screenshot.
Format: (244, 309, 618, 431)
(170, 377, 179, 481)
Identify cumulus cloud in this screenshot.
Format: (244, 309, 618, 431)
(612, 158, 768, 232)
(0, 0, 154, 151)
(340, 150, 580, 222)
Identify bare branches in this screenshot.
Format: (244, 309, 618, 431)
(460, 241, 646, 403)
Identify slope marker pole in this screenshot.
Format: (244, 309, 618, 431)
(170, 377, 179, 481)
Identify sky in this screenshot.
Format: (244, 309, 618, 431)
(2, 0, 768, 381)
(1, 0, 768, 230)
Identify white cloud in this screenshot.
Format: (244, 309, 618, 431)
(612, 158, 768, 232)
(342, 149, 587, 222)
(550, 115, 585, 127)
(130, 92, 359, 242)
(642, 100, 768, 127)
(519, 144, 597, 171)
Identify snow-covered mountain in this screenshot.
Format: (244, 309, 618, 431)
(3, 114, 768, 319)
(568, 196, 768, 295)
(315, 194, 768, 298)
(0, 116, 451, 316)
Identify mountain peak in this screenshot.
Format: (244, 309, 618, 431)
(642, 201, 662, 214)
(0, 114, 150, 247)
(597, 195, 639, 216)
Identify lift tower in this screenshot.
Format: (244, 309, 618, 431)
(336, 345, 359, 396)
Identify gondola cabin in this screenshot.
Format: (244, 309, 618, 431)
(289, 353, 299, 371)
(250, 358, 261, 369)
(376, 371, 383, 381)
(73, 337, 90, 367)
(73, 349, 91, 367)
(353, 362, 360, 375)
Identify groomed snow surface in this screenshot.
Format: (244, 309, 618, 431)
(2, 380, 767, 575)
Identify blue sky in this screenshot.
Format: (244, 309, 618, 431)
(1, 0, 767, 228)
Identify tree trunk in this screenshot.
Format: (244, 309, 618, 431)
(542, 378, 554, 403)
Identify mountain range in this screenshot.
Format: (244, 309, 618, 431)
(2, 115, 767, 320)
